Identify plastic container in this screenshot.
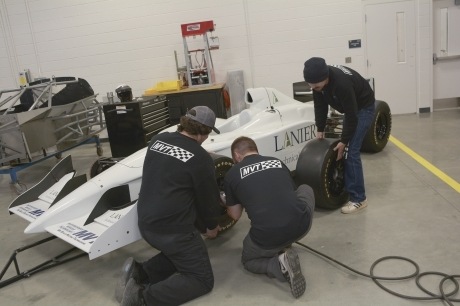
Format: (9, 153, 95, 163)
(155, 80, 181, 92)
(144, 88, 159, 96)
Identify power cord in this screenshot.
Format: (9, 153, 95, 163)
(295, 241, 460, 305)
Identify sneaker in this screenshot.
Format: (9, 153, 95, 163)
(278, 248, 306, 298)
(115, 257, 143, 303)
(121, 278, 146, 306)
(341, 199, 368, 214)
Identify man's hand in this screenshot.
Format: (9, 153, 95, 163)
(204, 226, 220, 239)
(333, 142, 346, 161)
(316, 132, 325, 139)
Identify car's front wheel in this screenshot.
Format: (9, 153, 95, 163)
(194, 154, 237, 234)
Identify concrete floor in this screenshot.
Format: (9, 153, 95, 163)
(1, 109, 459, 306)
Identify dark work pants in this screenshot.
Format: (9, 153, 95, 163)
(241, 184, 315, 281)
(139, 229, 214, 306)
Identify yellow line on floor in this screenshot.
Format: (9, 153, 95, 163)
(389, 135, 460, 193)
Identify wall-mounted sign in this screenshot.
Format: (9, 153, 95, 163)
(348, 39, 361, 49)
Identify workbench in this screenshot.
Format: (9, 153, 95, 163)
(161, 83, 227, 124)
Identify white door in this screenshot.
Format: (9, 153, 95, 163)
(364, 0, 417, 114)
(433, 1, 460, 100)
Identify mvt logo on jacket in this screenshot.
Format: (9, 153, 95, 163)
(332, 65, 353, 76)
(240, 160, 282, 179)
(150, 140, 194, 162)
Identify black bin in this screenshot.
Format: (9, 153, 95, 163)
(103, 95, 170, 157)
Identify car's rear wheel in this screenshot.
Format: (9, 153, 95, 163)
(324, 100, 392, 153)
(195, 153, 237, 234)
(295, 139, 348, 210)
(361, 100, 392, 153)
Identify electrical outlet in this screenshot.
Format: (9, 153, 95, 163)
(345, 57, 352, 63)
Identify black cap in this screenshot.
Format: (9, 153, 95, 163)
(303, 57, 329, 83)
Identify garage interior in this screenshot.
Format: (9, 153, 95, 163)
(1, 0, 460, 305)
(0, 109, 459, 305)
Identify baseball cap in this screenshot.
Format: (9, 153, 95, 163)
(303, 57, 329, 83)
(185, 106, 220, 134)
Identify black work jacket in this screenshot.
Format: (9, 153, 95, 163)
(313, 65, 375, 143)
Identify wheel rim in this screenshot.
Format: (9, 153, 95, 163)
(376, 113, 388, 141)
(208, 154, 237, 233)
(327, 160, 345, 197)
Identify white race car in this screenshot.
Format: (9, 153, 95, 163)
(7, 87, 391, 260)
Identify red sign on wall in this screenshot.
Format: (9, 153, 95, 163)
(181, 20, 214, 37)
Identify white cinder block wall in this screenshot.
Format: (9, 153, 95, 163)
(1, 0, 433, 112)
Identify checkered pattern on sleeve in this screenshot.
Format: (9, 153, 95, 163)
(167, 146, 194, 162)
(261, 160, 282, 169)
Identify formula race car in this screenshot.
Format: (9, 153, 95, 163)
(7, 87, 391, 260)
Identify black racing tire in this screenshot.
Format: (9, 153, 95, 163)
(361, 100, 392, 153)
(295, 138, 348, 210)
(195, 153, 237, 234)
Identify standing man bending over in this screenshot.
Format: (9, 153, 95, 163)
(222, 136, 315, 299)
(303, 57, 375, 214)
(116, 106, 222, 306)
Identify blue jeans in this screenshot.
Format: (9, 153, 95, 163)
(344, 102, 375, 202)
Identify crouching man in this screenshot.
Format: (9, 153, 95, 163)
(116, 106, 222, 306)
(222, 136, 315, 298)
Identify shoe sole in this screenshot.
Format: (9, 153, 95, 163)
(341, 202, 368, 214)
(120, 278, 145, 306)
(285, 249, 306, 298)
(115, 257, 135, 303)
